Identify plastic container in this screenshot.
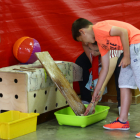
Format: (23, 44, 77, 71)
(0, 110, 39, 139)
(54, 105, 110, 128)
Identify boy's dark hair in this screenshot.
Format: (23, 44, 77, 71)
(71, 18, 93, 41)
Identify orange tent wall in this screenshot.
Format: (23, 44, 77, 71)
(1, 0, 140, 93)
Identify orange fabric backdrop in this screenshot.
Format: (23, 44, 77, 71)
(1, 0, 140, 92)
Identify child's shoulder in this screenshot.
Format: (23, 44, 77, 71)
(93, 20, 113, 33)
(94, 20, 119, 28)
(94, 20, 107, 27)
(94, 20, 113, 30)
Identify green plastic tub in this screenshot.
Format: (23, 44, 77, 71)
(54, 105, 110, 128)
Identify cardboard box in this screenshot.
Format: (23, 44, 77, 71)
(0, 61, 82, 113)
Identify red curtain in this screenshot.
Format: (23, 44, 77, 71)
(1, 0, 140, 92)
(1, 0, 140, 67)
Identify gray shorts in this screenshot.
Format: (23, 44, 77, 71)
(119, 43, 140, 90)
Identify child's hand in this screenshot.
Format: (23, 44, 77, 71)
(84, 102, 95, 116)
(84, 91, 101, 116)
(119, 56, 130, 68)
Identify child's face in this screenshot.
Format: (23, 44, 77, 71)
(76, 29, 95, 44)
(88, 43, 100, 56)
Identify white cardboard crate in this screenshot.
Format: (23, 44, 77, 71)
(0, 61, 82, 114)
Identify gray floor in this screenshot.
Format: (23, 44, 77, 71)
(8, 103, 140, 140)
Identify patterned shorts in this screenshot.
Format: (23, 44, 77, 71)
(119, 43, 140, 90)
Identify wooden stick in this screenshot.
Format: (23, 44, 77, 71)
(20, 67, 36, 70)
(13, 68, 35, 72)
(35, 51, 86, 116)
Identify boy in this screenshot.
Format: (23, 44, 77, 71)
(72, 18, 140, 138)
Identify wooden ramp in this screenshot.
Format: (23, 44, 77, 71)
(35, 51, 86, 116)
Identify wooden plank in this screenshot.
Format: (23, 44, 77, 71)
(35, 51, 86, 116)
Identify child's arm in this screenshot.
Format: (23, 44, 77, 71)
(91, 51, 110, 102)
(84, 56, 118, 116)
(110, 26, 130, 68)
(84, 52, 109, 115)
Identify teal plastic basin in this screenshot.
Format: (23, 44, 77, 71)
(54, 105, 110, 128)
